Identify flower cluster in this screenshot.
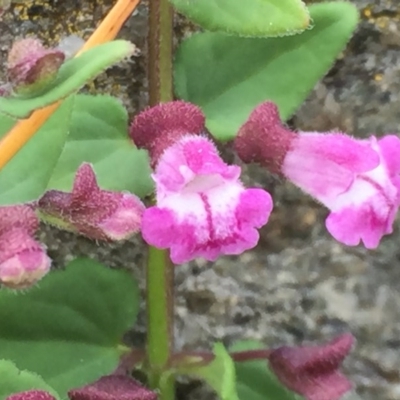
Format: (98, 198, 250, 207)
(3, 99, 399, 289)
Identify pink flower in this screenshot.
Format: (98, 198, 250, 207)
(68, 375, 157, 400)
(235, 101, 400, 248)
(0, 205, 50, 289)
(268, 334, 354, 400)
(38, 163, 145, 241)
(141, 135, 273, 264)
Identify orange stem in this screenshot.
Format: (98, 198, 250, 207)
(0, 0, 140, 170)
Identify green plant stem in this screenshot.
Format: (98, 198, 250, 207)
(146, 247, 175, 399)
(148, 0, 174, 104)
(146, 1, 175, 397)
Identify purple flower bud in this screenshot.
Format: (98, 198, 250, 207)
(7, 38, 65, 95)
(6, 391, 56, 400)
(129, 100, 206, 168)
(0, 205, 50, 289)
(268, 334, 354, 400)
(38, 163, 145, 241)
(68, 375, 157, 400)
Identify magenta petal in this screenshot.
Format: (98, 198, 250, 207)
(283, 133, 383, 202)
(236, 188, 273, 227)
(141, 207, 177, 249)
(326, 204, 390, 249)
(378, 135, 400, 177)
(296, 133, 380, 172)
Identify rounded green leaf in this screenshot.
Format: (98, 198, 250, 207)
(0, 258, 140, 397)
(0, 40, 135, 118)
(0, 360, 59, 400)
(0, 97, 73, 206)
(231, 341, 303, 400)
(169, 0, 310, 37)
(47, 94, 153, 198)
(174, 2, 358, 141)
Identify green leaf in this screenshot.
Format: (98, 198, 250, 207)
(0, 360, 60, 400)
(231, 341, 302, 400)
(47, 94, 153, 197)
(174, 2, 358, 141)
(0, 40, 135, 118)
(179, 343, 239, 400)
(0, 97, 73, 205)
(169, 0, 310, 37)
(0, 258, 140, 397)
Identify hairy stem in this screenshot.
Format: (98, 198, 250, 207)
(145, 0, 175, 398)
(146, 247, 175, 399)
(148, 0, 173, 104)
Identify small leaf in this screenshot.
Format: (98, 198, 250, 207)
(0, 97, 73, 205)
(0, 359, 59, 400)
(0, 258, 140, 397)
(231, 341, 303, 400)
(169, 0, 310, 37)
(0, 40, 135, 118)
(174, 2, 358, 141)
(47, 94, 153, 198)
(179, 344, 239, 400)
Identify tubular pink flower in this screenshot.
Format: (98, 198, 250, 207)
(141, 135, 273, 264)
(0, 205, 50, 289)
(235, 101, 400, 248)
(38, 163, 145, 241)
(268, 334, 354, 400)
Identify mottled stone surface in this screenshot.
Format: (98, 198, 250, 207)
(2, 1, 400, 399)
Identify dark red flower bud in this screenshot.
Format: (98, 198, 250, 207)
(129, 101, 206, 168)
(68, 375, 157, 400)
(234, 101, 296, 174)
(7, 38, 65, 95)
(268, 333, 354, 400)
(6, 390, 56, 400)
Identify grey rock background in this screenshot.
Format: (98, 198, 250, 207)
(2, 0, 400, 399)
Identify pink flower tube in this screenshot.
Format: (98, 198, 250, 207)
(235, 101, 400, 248)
